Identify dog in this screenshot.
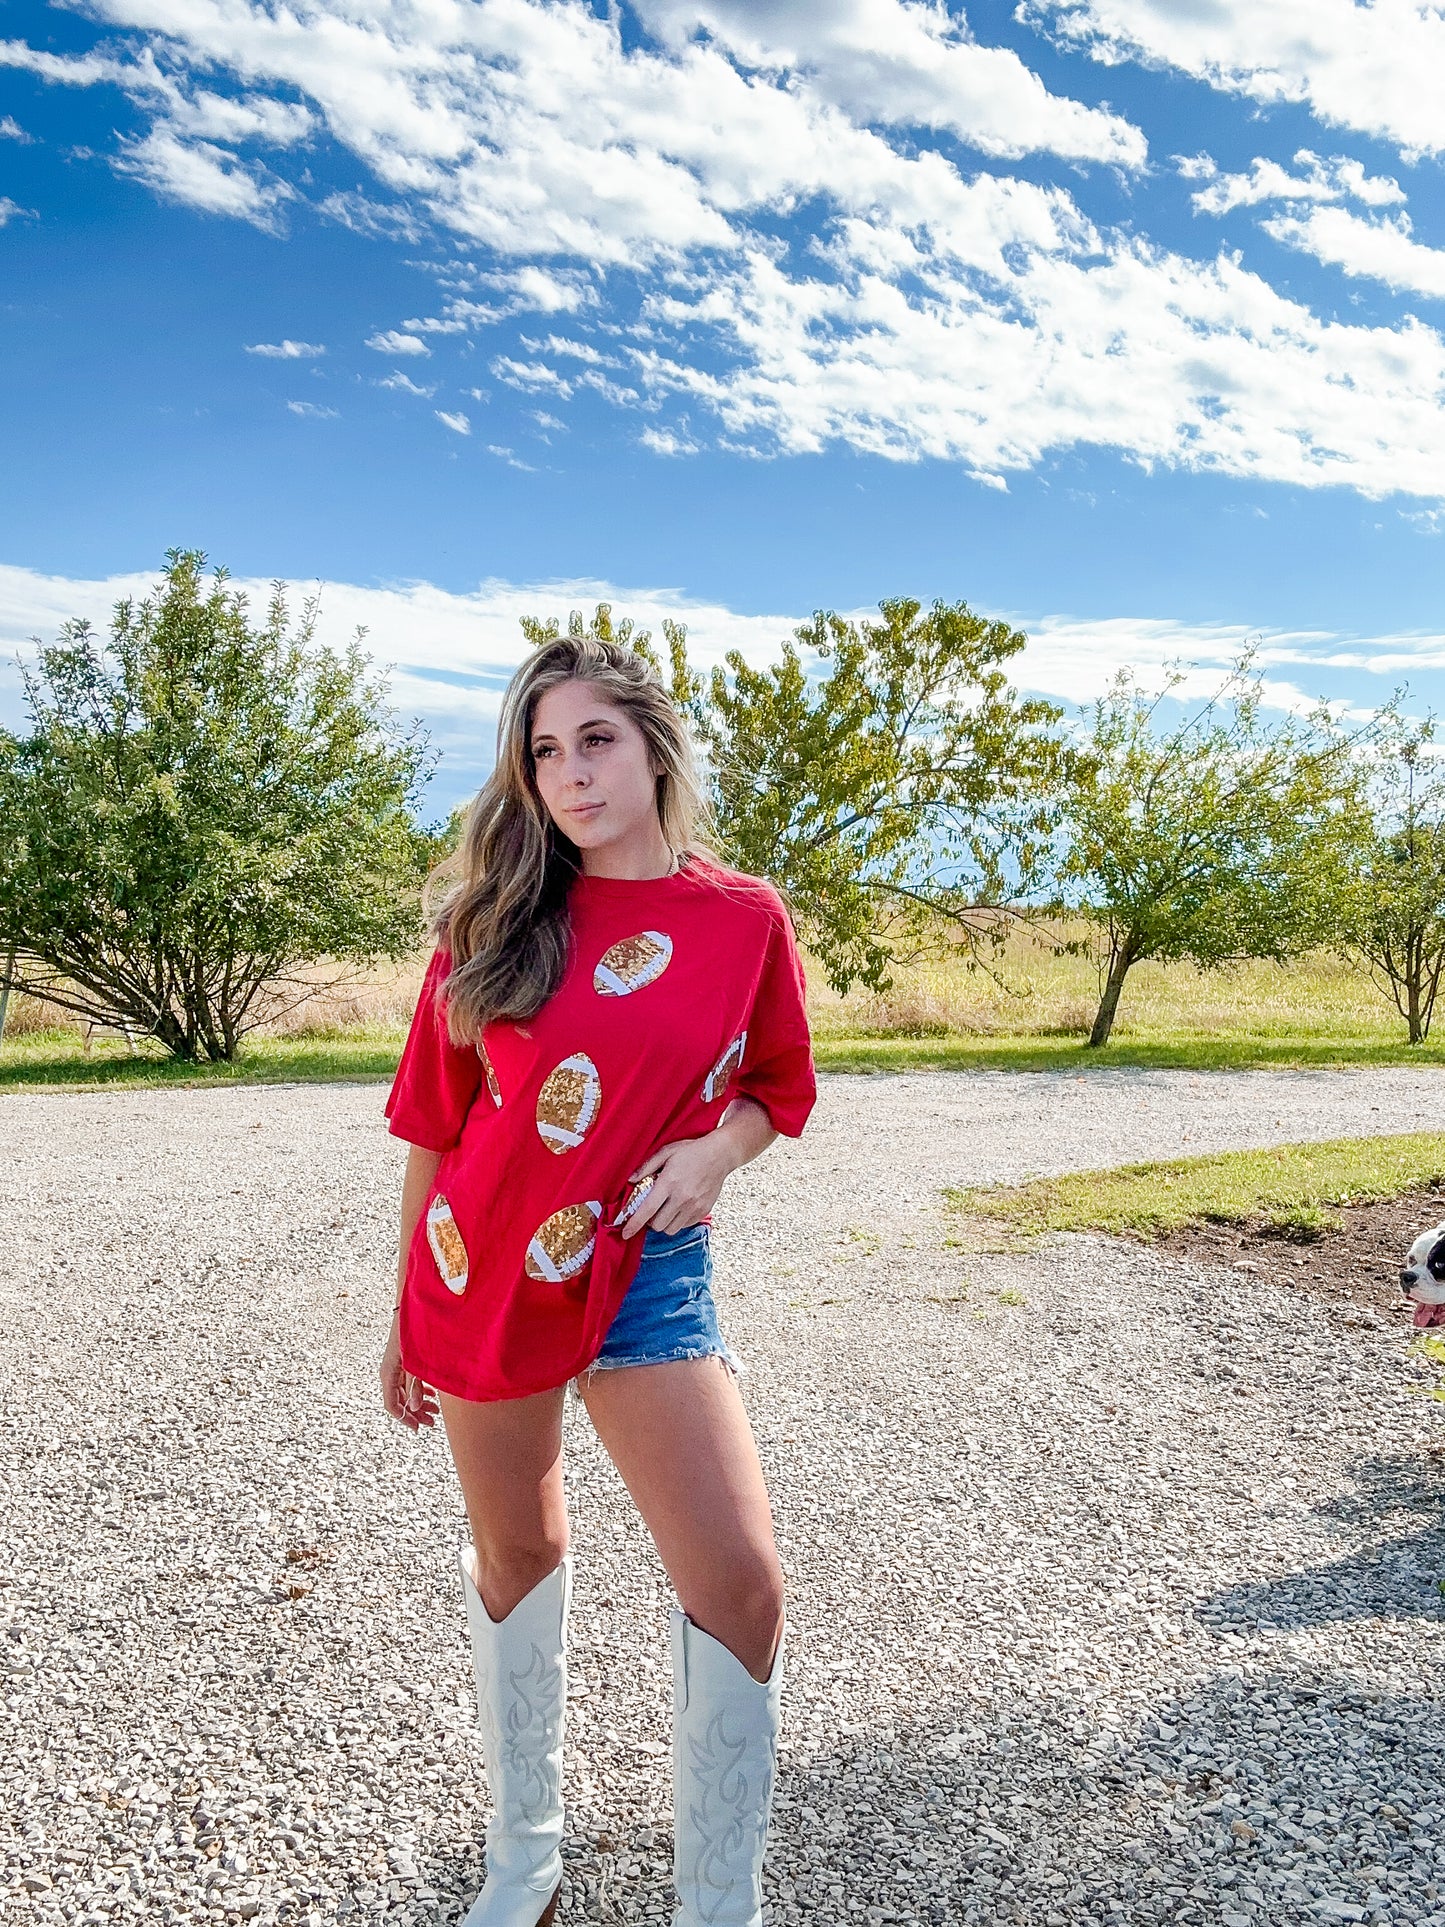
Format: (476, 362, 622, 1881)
(1400, 1222, 1445, 1327)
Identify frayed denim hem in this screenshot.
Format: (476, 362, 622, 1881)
(575, 1341, 744, 1392)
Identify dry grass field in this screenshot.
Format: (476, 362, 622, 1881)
(0, 919, 1419, 1069)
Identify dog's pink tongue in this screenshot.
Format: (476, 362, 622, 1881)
(1413, 1303, 1445, 1328)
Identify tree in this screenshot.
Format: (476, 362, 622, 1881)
(0, 551, 433, 1060)
(1344, 725, 1445, 1044)
(520, 597, 1071, 991)
(1058, 658, 1376, 1047)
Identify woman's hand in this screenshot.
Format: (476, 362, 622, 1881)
(380, 1312, 439, 1431)
(620, 1133, 735, 1239)
(621, 1098, 780, 1239)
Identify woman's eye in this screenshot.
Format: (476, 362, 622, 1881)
(585, 733, 613, 748)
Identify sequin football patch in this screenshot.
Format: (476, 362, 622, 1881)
(593, 931, 673, 997)
(426, 1194, 469, 1296)
(535, 1052, 602, 1154)
(524, 1202, 603, 1283)
(701, 1031, 747, 1103)
(612, 1173, 656, 1228)
(476, 1040, 502, 1108)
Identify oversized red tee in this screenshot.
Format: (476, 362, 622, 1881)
(385, 857, 816, 1401)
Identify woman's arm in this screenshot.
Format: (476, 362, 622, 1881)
(713, 1093, 779, 1172)
(621, 1095, 778, 1239)
(380, 1143, 442, 1430)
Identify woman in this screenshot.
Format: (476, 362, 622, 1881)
(378, 632, 815, 1927)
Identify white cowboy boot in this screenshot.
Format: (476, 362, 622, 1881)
(458, 1548, 572, 1927)
(671, 1609, 784, 1927)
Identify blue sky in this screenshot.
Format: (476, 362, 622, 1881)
(2, 0, 1444, 814)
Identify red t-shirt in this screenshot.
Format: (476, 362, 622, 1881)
(385, 857, 816, 1401)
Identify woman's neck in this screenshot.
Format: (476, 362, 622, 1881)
(579, 834, 678, 881)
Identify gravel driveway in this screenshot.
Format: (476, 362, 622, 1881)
(5, 1068, 1445, 1927)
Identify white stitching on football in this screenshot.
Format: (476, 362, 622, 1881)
(535, 1051, 602, 1154)
(426, 1194, 469, 1296)
(476, 1040, 502, 1108)
(702, 1031, 747, 1103)
(525, 1201, 603, 1283)
(593, 930, 673, 996)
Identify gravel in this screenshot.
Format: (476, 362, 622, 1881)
(3, 1065, 1445, 1927)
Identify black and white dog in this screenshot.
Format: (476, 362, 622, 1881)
(1401, 1223, 1445, 1327)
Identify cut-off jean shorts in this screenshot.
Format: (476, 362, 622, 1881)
(584, 1222, 742, 1379)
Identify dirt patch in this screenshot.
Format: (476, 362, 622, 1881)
(1158, 1182, 1445, 1331)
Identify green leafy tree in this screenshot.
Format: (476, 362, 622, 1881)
(1344, 726, 1445, 1044)
(519, 597, 1071, 991)
(1058, 657, 1377, 1047)
(0, 551, 433, 1060)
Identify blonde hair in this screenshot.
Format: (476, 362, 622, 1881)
(427, 634, 713, 1041)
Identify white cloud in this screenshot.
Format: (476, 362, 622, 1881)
(377, 370, 435, 395)
(486, 444, 535, 471)
(0, 565, 815, 789)
(1, 38, 308, 228)
(492, 357, 575, 398)
(115, 128, 292, 230)
(1011, 612, 1445, 720)
(0, 114, 32, 140)
(628, 229, 1445, 497)
(3, 565, 1438, 784)
(1024, 0, 1445, 159)
(317, 189, 424, 241)
(1181, 149, 1405, 217)
(0, 41, 130, 88)
(1179, 145, 1445, 307)
(9, 0, 1140, 273)
(640, 424, 701, 456)
(435, 409, 471, 435)
(0, 196, 34, 226)
(489, 265, 599, 314)
(538, 336, 617, 367)
(1264, 206, 1445, 301)
(287, 399, 338, 418)
(634, 0, 1146, 164)
(365, 329, 430, 356)
(246, 338, 325, 358)
(7, 1, 1445, 501)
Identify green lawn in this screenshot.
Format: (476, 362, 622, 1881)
(5, 1025, 1445, 1091)
(6, 933, 1445, 1088)
(0, 1029, 406, 1089)
(949, 1131, 1445, 1241)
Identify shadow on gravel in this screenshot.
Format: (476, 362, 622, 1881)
(396, 1663, 1445, 1927)
(1198, 1452, 1445, 1636)
(759, 1668, 1445, 1927)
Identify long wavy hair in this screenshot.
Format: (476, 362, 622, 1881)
(427, 634, 714, 1042)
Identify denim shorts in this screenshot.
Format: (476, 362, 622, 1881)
(586, 1222, 741, 1377)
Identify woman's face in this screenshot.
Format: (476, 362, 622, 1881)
(529, 679, 662, 858)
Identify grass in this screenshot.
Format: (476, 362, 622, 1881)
(948, 1132, 1445, 1243)
(4, 928, 1443, 1089)
(0, 1028, 407, 1089)
(811, 1034, 1445, 1073)
(10, 1028, 1445, 1092)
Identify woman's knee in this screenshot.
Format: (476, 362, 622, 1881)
(468, 1530, 569, 1623)
(684, 1550, 785, 1680)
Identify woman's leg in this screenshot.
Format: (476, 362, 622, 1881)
(581, 1357, 786, 1927)
(578, 1357, 783, 1679)
(439, 1386, 570, 1618)
(438, 1386, 572, 1927)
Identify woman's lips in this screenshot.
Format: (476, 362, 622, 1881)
(567, 801, 604, 818)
